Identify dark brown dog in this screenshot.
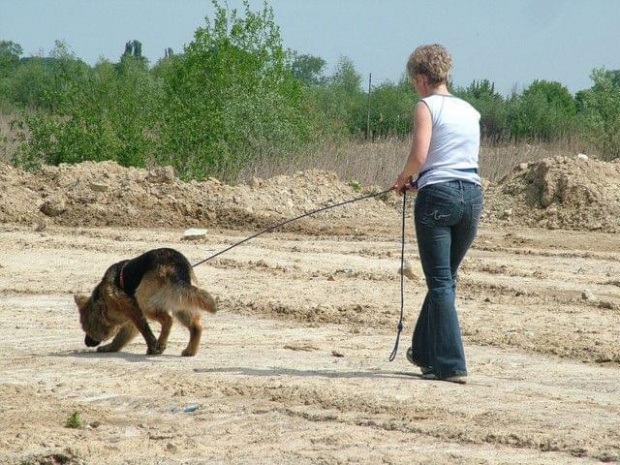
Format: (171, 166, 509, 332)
(75, 248, 216, 356)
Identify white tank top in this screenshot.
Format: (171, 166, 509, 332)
(416, 94, 481, 190)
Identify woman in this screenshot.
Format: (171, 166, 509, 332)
(391, 44, 483, 384)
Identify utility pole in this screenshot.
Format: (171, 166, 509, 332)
(366, 72, 372, 140)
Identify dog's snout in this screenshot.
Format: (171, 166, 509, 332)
(84, 335, 101, 347)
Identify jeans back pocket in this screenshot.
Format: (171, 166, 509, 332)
(415, 185, 460, 227)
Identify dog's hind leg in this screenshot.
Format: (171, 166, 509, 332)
(175, 310, 202, 357)
(97, 322, 138, 353)
(152, 311, 173, 354)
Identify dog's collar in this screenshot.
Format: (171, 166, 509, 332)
(114, 258, 145, 298)
(119, 262, 127, 293)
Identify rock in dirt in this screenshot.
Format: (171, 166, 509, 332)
(284, 343, 319, 352)
(582, 289, 596, 302)
(147, 165, 175, 184)
(399, 258, 417, 280)
(89, 181, 109, 192)
(40, 197, 66, 217)
(182, 228, 208, 240)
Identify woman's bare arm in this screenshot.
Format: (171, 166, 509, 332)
(391, 101, 432, 192)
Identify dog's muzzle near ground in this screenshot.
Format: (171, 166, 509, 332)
(84, 335, 101, 347)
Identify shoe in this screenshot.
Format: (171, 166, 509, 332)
(442, 375, 467, 384)
(406, 347, 433, 375)
(420, 366, 435, 376)
(422, 372, 467, 384)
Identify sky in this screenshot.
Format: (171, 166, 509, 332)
(1, 0, 619, 95)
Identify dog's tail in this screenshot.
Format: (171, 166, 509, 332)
(172, 283, 217, 314)
(149, 269, 217, 314)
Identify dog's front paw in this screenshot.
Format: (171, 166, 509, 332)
(147, 344, 164, 356)
(181, 348, 197, 357)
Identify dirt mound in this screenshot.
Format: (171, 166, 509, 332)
(0, 161, 392, 232)
(485, 155, 620, 232)
(4, 155, 618, 234)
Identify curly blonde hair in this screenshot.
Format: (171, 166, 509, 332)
(406, 44, 453, 86)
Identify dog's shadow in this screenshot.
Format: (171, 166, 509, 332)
(53, 350, 425, 378)
(194, 366, 424, 381)
(55, 349, 180, 363)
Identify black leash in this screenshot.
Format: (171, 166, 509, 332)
(389, 190, 407, 361)
(192, 188, 392, 267)
(192, 186, 409, 362)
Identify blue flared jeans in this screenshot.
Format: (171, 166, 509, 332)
(410, 180, 483, 378)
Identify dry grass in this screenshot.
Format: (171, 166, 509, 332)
(239, 136, 586, 187)
(0, 112, 586, 188)
(0, 111, 21, 164)
(239, 137, 405, 187)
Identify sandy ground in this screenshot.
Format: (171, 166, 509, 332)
(1, 220, 620, 465)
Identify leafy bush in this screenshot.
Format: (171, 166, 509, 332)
(155, 0, 321, 180)
(13, 44, 161, 169)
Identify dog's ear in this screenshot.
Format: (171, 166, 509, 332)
(74, 294, 89, 310)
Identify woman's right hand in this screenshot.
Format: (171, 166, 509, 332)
(391, 174, 416, 195)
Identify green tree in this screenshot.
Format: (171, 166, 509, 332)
(368, 77, 417, 137)
(291, 53, 326, 86)
(331, 56, 362, 95)
(2, 41, 88, 109)
(522, 80, 576, 115)
(312, 56, 366, 135)
(6, 57, 56, 108)
(0, 40, 23, 76)
(123, 40, 143, 58)
(151, 52, 180, 81)
(456, 80, 508, 142)
(156, 0, 318, 179)
(119, 40, 148, 69)
(507, 80, 576, 141)
(13, 42, 160, 169)
(578, 68, 620, 159)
